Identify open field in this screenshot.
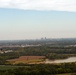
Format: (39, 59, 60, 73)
(7, 56, 45, 64)
(0, 65, 24, 70)
(57, 73, 76, 75)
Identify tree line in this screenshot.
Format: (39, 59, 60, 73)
(0, 63, 76, 75)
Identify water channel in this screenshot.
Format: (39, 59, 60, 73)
(45, 57, 76, 64)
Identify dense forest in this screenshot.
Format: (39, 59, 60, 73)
(0, 63, 76, 75)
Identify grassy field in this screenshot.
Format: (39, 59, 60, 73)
(7, 56, 45, 64)
(0, 65, 31, 71)
(0, 65, 22, 70)
(57, 73, 76, 75)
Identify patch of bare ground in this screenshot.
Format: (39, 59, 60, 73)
(7, 56, 45, 64)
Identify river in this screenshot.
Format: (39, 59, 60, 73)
(45, 57, 76, 64)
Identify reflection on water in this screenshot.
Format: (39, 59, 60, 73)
(45, 57, 76, 64)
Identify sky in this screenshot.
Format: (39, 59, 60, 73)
(0, 0, 76, 40)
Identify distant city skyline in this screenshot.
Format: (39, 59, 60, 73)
(0, 0, 76, 40)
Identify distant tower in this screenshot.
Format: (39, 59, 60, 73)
(45, 37, 46, 39)
(41, 37, 43, 40)
(0, 48, 3, 51)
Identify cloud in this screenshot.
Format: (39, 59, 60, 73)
(0, 0, 76, 12)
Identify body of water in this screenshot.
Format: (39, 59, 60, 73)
(45, 57, 76, 64)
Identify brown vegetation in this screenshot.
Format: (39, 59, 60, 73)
(7, 56, 45, 64)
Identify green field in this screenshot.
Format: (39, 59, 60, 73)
(57, 73, 76, 75)
(0, 65, 29, 70)
(0, 65, 20, 70)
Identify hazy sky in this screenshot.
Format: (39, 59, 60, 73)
(0, 0, 76, 40)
